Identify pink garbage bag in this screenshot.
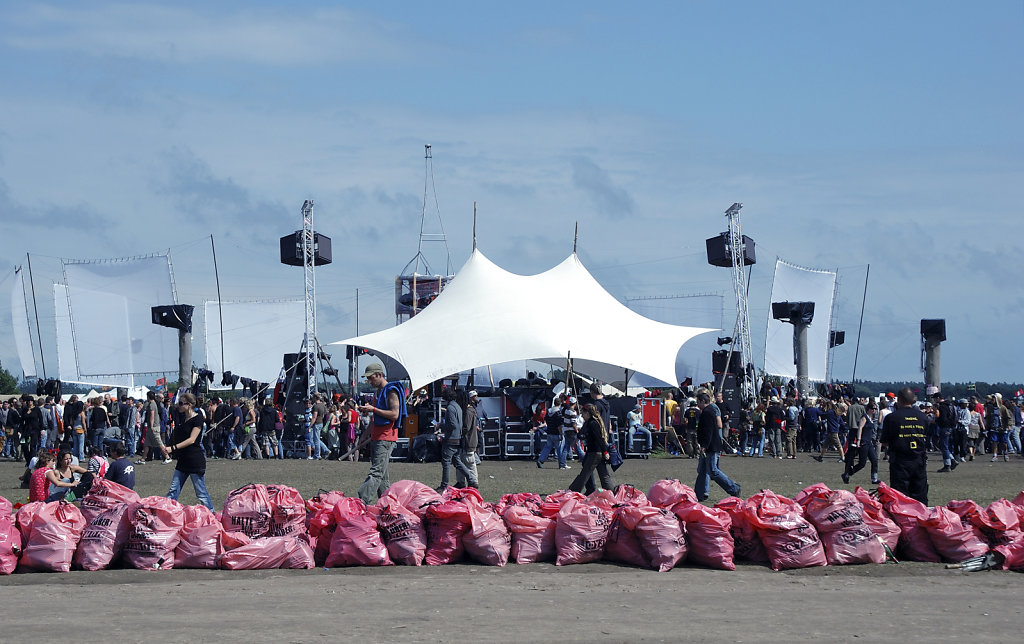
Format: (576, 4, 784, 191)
(502, 505, 556, 564)
(80, 478, 140, 524)
(463, 503, 511, 566)
(875, 482, 940, 562)
(715, 497, 769, 564)
(801, 488, 885, 565)
(555, 497, 613, 566)
(612, 484, 650, 508)
(325, 499, 392, 567)
(425, 498, 473, 566)
(494, 492, 542, 516)
(922, 506, 989, 563)
(647, 479, 698, 511)
(676, 503, 735, 571)
(267, 484, 306, 537)
(746, 490, 827, 571)
(604, 511, 650, 568)
(540, 491, 586, 518)
(74, 502, 134, 571)
(853, 486, 901, 552)
(379, 480, 443, 518)
(174, 523, 224, 569)
(221, 483, 273, 538)
(123, 496, 185, 570)
(612, 505, 687, 572)
(220, 535, 315, 570)
(375, 501, 427, 566)
(19, 501, 86, 573)
(15, 502, 44, 544)
(0, 513, 20, 575)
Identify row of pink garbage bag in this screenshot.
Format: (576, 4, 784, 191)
(1, 478, 1023, 574)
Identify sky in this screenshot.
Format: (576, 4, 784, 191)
(1, 1, 1022, 387)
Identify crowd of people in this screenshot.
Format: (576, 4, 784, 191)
(4, 369, 1022, 515)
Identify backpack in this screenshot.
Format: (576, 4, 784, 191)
(938, 401, 958, 428)
(258, 407, 277, 433)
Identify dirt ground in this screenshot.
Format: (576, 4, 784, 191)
(2, 452, 1022, 642)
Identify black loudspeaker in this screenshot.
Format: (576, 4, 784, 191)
(705, 233, 756, 268)
(712, 350, 742, 374)
(151, 304, 195, 332)
(771, 301, 815, 325)
(829, 331, 846, 348)
(719, 374, 741, 428)
(921, 319, 946, 342)
(280, 231, 333, 266)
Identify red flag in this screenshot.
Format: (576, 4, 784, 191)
(155, 377, 167, 386)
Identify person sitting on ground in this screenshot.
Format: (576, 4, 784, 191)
(46, 449, 89, 502)
(104, 441, 135, 489)
(29, 451, 57, 503)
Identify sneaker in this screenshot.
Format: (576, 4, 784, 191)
(306, 456, 314, 460)
(536, 460, 543, 468)
(813, 455, 823, 463)
(841, 472, 850, 484)
(1005, 455, 1010, 462)
(558, 465, 569, 470)
(162, 458, 172, 464)
(936, 466, 951, 473)
(871, 478, 881, 485)
(991, 456, 998, 462)
(950, 460, 958, 471)
(134, 460, 145, 465)
(435, 484, 448, 494)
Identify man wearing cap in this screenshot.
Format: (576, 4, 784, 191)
(880, 387, 929, 504)
(356, 363, 405, 503)
(455, 390, 481, 489)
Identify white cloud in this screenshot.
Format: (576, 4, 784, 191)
(2, 3, 416, 65)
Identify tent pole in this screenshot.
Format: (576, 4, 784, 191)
(26, 253, 47, 379)
(472, 201, 477, 251)
(210, 235, 225, 373)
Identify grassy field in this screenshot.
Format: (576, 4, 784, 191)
(3, 449, 1020, 509)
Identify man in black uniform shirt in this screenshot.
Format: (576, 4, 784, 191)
(880, 387, 929, 504)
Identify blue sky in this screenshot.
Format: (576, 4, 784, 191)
(1, 1, 1022, 385)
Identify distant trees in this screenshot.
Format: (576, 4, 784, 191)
(0, 361, 19, 395)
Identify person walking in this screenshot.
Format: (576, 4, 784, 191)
(536, 397, 564, 468)
(356, 363, 404, 504)
(815, 400, 845, 462)
(455, 390, 481, 489)
(568, 404, 615, 494)
(437, 388, 475, 492)
(694, 392, 741, 502)
(880, 387, 929, 505)
(163, 393, 214, 510)
(842, 400, 880, 485)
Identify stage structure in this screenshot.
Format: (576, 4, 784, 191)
(763, 259, 837, 384)
(625, 294, 724, 388)
(771, 301, 815, 398)
(395, 144, 454, 326)
(921, 319, 946, 394)
(278, 200, 341, 429)
(704, 203, 756, 402)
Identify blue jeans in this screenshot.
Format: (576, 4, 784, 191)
(695, 451, 740, 501)
(629, 425, 652, 451)
(311, 424, 329, 458)
(167, 468, 214, 510)
(560, 431, 584, 467)
(124, 426, 138, 455)
(357, 440, 395, 503)
(939, 428, 953, 466)
(536, 432, 562, 465)
(73, 432, 86, 460)
(440, 442, 474, 487)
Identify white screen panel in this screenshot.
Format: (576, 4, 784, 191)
(204, 300, 305, 383)
(11, 268, 37, 378)
(63, 256, 177, 376)
(763, 259, 836, 382)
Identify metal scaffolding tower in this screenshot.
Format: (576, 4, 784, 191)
(725, 203, 755, 401)
(300, 199, 317, 401)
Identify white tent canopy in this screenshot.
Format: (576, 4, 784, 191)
(331, 250, 715, 391)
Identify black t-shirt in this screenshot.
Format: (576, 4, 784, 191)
(171, 414, 206, 475)
(684, 406, 700, 433)
(880, 407, 928, 460)
(697, 405, 722, 452)
(105, 457, 136, 489)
